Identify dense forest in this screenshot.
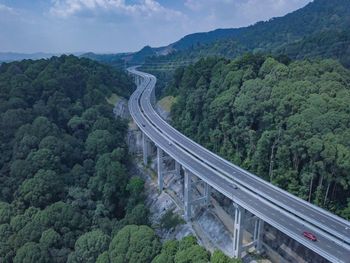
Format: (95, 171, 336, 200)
(166, 55, 350, 219)
(0, 55, 238, 263)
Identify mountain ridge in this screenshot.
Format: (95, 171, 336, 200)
(85, 0, 350, 67)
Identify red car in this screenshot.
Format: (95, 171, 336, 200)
(303, 231, 317, 241)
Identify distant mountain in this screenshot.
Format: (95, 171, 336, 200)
(81, 45, 173, 67)
(80, 0, 350, 68)
(0, 52, 57, 63)
(126, 0, 350, 67)
(80, 52, 128, 68)
(170, 0, 349, 51)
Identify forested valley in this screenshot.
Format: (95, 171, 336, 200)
(0, 55, 238, 263)
(166, 55, 350, 219)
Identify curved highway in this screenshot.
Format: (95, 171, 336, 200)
(128, 67, 350, 263)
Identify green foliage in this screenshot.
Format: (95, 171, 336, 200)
(211, 250, 241, 263)
(169, 55, 350, 217)
(96, 251, 110, 263)
(13, 242, 49, 263)
(123, 204, 150, 226)
(85, 129, 116, 157)
(151, 240, 178, 263)
(108, 225, 161, 263)
(152, 236, 209, 263)
(159, 209, 185, 230)
(0, 54, 230, 263)
(126, 177, 145, 210)
(341, 199, 350, 219)
(16, 170, 64, 208)
(174, 245, 209, 263)
(67, 230, 110, 263)
(0, 56, 142, 262)
(0, 202, 14, 224)
(88, 149, 129, 214)
(39, 229, 61, 249)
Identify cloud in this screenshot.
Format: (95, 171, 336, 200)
(0, 0, 312, 53)
(182, 0, 311, 31)
(0, 3, 15, 14)
(184, 0, 202, 11)
(50, 0, 183, 20)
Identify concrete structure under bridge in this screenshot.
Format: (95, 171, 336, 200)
(141, 131, 264, 258)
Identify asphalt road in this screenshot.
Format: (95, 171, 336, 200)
(128, 68, 350, 263)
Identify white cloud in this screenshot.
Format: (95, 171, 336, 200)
(0, 3, 15, 14)
(184, 0, 202, 11)
(0, 0, 313, 53)
(182, 0, 311, 31)
(50, 0, 183, 20)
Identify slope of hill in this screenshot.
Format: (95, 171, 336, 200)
(172, 0, 349, 51)
(136, 0, 350, 67)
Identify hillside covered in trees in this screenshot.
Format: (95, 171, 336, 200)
(166, 55, 350, 219)
(138, 0, 350, 70)
(0, 56, 238, 263)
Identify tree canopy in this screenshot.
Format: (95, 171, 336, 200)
(0, 55, 145, 262)
(168, 55, 350, 218)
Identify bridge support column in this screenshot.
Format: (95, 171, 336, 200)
(137, 76, 141, 86)
(157, 147, 164, 191)
(233, 203, 245, 258)
(183, 170, 211, 220)
(142, 133, 150, 165)
(253, 218, 264, 253)
(184, 169, 192, 220)
(204, 183, 211, 206)
(175, 161, 181, 176)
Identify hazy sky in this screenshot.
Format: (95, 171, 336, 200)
(0, 0, 312, 54)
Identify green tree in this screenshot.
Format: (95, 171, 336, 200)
(85, 129, 116, 157)
(39, 228, 61, 249)
(13, 242, 49, 263)
(67, 230, 110, 263)
(211, 250, 241, 263)
(96, 252, 110, 263)
(88, 150, 128, 213)
(108, 225, 161, 263)
(16, 170, 64, 208)
(0, 202, 14, 224)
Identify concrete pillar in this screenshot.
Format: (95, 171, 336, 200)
(184, 169, 192, 220)
(253, 218, 264, 253)
(175, 161, 181, 176)
(142, 133, 149, 165)
(157, 147, 164, 191)
(204, 183, 211, 206)
(233, 203, 245, 258)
